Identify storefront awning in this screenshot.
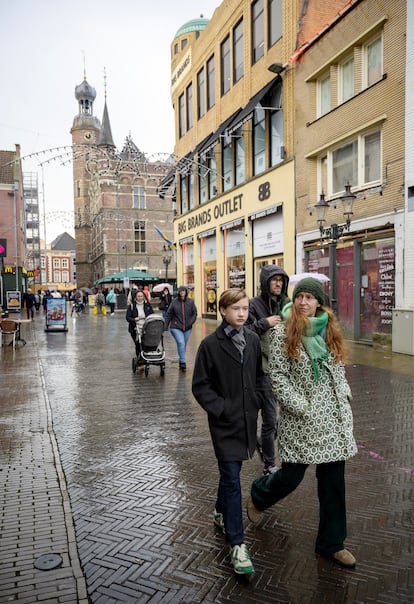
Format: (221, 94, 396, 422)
(227, 77, 281, 133)
(197, 108, 242, 156)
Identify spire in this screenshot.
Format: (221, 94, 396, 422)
(97, 68, 115, 148)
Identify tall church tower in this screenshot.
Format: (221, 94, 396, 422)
(70, 74, 101, 287)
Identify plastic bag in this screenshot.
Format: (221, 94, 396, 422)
(93, 306, 98, 315)
(102, 305, 107, 315)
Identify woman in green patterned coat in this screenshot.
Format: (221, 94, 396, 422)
(247, 277, 358, 569)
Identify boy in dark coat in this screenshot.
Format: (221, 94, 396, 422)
(192, 288, 271, 576)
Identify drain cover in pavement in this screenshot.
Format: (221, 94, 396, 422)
(34, 553, 63, 570)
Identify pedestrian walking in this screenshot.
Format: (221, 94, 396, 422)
(126, 289, 153, 360)
(94, 290, 106, 314)
(192, 288, 271, 576)
(164, 286, 197, 372)
(158, 286, 172, 319)
(106, 288, 117, 315)
(247, 277, 358, 568)
(246, 265, 290, 475)
(23, 288, 36, 320)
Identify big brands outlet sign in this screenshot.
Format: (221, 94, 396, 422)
(177, 194, 243, 235)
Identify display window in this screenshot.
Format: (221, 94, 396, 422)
(200, 234, 217, 315)
(181, 242, 195, 297)
(223, 224, 245, 289)
(360, 237, 394, 338)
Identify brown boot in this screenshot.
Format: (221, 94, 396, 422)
(246, 497, 263, 524)
(328, 549, 356, 568)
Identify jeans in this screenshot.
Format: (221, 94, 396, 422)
(216, 461, 244, 546)
(251, 461, 347, 555)
(170, 328, 192, 363)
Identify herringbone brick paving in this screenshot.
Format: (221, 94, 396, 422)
(0, 310, 413, 603)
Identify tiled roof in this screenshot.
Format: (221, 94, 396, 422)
(296, 0, 358, 51)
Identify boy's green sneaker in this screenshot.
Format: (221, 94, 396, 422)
(230, 544, 255, 575)
(213, 509, 225, 533)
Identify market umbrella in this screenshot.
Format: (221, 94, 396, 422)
(289, 272, 330, 284)
(80, 287, 94, 294)
(153, 283, 173, 294)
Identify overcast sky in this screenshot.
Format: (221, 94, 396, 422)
(0, 0, 219, 242)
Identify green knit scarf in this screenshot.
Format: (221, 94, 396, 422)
(282, 303, 329, 382)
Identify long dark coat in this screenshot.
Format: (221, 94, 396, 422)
(192, 323, 271, 462)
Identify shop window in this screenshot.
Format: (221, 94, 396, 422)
(188, 173, 194, 210)
(252, 0, 264, 64)
(182, 243, 195, 294)
(233, 19, 244, 83)
(199, 157, 208, 204)
(224, 225, 245, 289)
(268, 0, 282, 48)
(134, 220, 146, 253)
(201, 234, 217, 315)
(207, 55, 215, 110)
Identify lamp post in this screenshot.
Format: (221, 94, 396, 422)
(312, 184, 356, 314)
(162, 244, 172, 281)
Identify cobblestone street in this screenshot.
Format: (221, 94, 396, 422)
(0, 309, 413, 603)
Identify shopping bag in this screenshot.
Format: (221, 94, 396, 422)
(102, 305, 107, 315)
(93, 306, 98, 315)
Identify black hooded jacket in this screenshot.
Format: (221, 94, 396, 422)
(246, 265, 290, 370)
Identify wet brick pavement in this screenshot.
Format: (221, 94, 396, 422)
(0, 308, 413, 603)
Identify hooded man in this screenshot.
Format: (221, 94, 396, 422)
(246, 265, 290, 474)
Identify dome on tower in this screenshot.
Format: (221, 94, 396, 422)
(75, 78, 96, 102)
(174, 16, 209, 39)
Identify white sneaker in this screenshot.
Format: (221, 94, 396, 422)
(230, 544, 254, 575)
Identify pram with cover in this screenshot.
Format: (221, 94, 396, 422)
(132, 314, 166, 376)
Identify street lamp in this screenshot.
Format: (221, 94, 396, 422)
(121, 243, 128, 277)
(162, 244, 172, 280)
(312, 183, 356, 314)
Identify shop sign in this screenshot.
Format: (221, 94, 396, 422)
(178, 193, 243, 235)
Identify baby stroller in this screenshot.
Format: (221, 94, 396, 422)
(132, 315, 166, 377)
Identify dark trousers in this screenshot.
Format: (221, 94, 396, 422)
(258, 393, 278, 469)
(251, 461, 347, 555)
(216, 461, 244, 546)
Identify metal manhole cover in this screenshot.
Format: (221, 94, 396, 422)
(34, 553, 63, 570)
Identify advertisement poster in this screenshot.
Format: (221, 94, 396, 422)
(6, 291, 21, 311)
(46, 298, 67, 327)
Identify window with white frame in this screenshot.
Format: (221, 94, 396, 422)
(322, 129, 381, 195)
(53, 258, 60, 269)
(317, 72, 331, 116)
(180, 175, 188, 214)
(339, 56, 354, 103)
(62, 258, 68, 269)
(133, 186, 145, 209)
(134, 220, 146, 253)
(188, 173, 195, 210)
(364, 34, 382, 87)
(62, 271, 69, 282)
(199, 155, 208, 204)
(53, 271, 60, 282)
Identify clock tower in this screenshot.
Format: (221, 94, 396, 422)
(70, 75, 101, 286)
